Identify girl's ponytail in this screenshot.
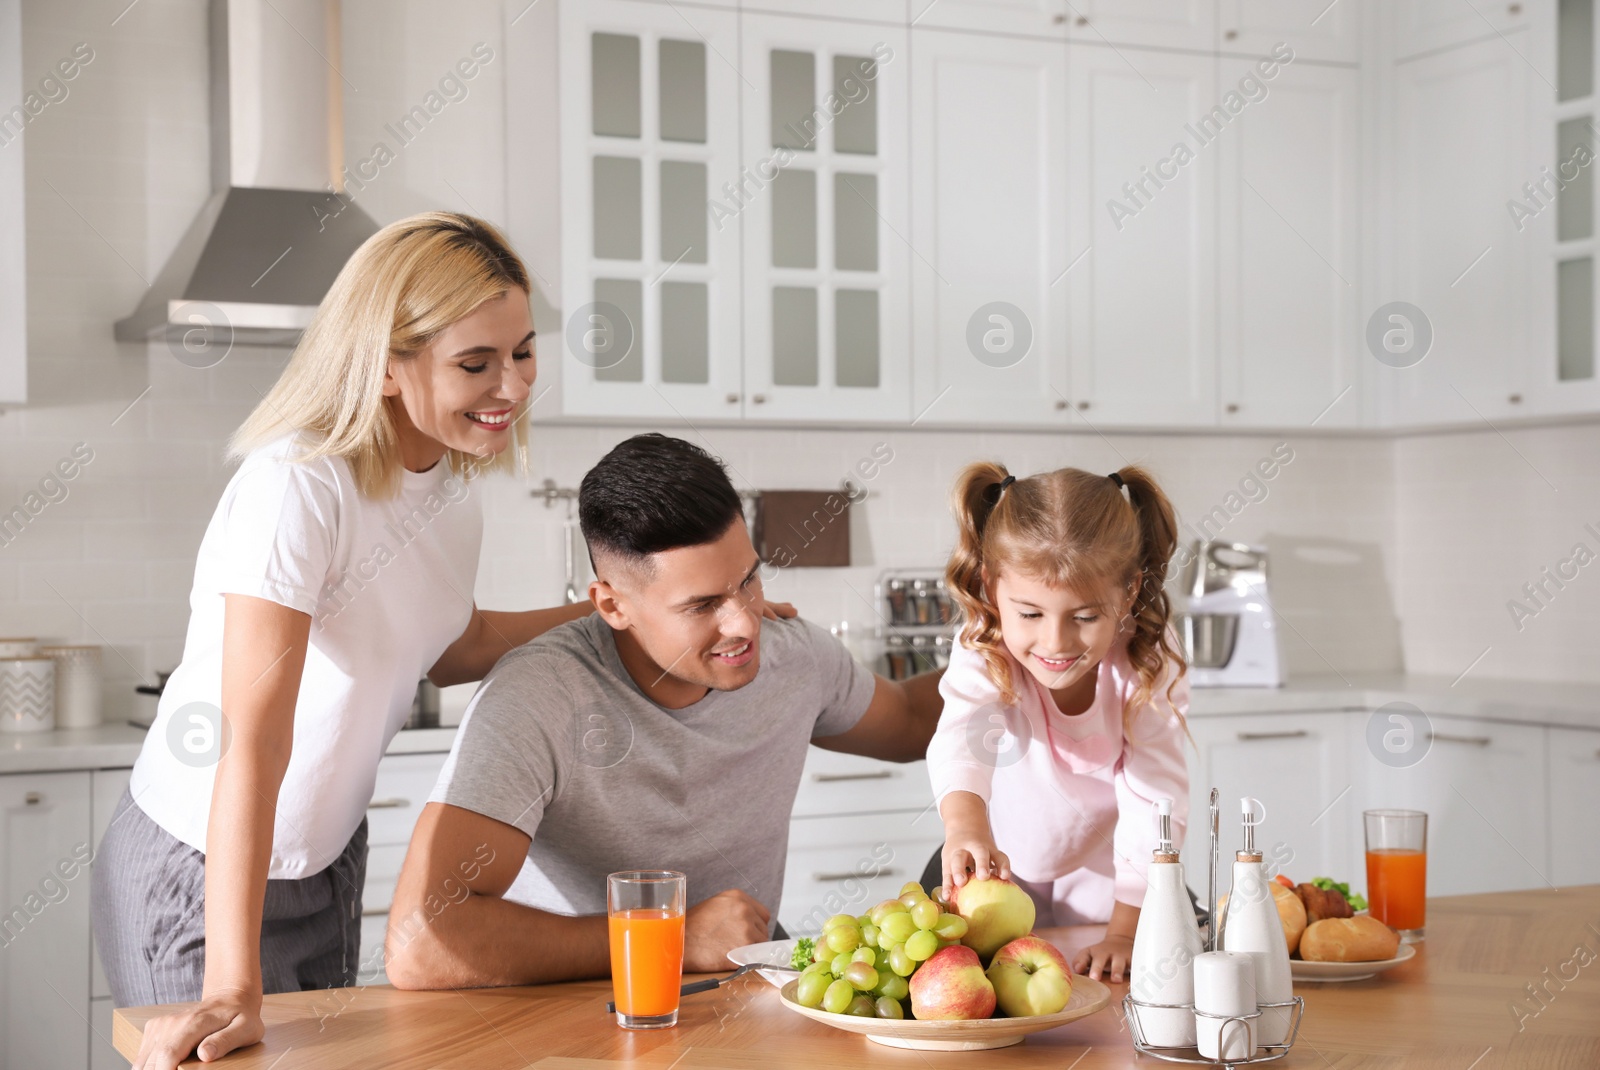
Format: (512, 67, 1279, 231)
(945, 461, 1021, 705)
(1113, 465, 1188, 724)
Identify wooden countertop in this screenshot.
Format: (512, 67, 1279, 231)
(115, 886, 1600, 1069)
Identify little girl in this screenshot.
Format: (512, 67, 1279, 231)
(926, 461, 1191, 985)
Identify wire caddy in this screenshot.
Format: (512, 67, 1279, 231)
(1121, 788, 1308, 1069)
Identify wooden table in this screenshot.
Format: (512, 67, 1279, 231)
(116, 886, 1600, 1069)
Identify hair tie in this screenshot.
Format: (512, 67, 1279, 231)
(1108, 472, 1125, 489)
(983, 474, 1017, 505)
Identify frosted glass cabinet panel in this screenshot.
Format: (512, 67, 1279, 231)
(560, 0, 743, 419)
(740, 14, 910, 422)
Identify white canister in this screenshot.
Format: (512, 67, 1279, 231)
(38, 645, 102, 728)
(0, 637, 38, 658)
(1193, 950, 1258, 1061)
(0, 656, 57, 733)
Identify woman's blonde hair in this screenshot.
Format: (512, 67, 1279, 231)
(945, 462, 1188, 737)
(230, 211, 533, 498)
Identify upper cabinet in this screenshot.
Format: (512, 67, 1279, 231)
(1066, 43, 1219, 428)
(911, 0, 1071, 39)
(1218, 0, 1363, 64)
(1070, 0, 1216, 52)
(738, 15, 912, 423)
(558, 0, 744, 421)
(0, 0, 25, 405)
(1218, 57, 1363, 427)
(908, 28, 1072, 427)
(1391, 0, 1530, 60)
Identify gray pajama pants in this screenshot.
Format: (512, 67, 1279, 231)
(91, 788, 367, 1008)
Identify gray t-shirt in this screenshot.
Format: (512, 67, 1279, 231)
(429, 613, 876, 920)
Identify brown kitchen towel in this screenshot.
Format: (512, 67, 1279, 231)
(754, 489, 852, 567)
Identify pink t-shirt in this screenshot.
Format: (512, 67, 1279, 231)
(927, 635, 1190, 917)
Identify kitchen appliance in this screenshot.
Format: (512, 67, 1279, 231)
(1174, 541, 1285, 688)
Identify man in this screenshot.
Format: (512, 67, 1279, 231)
(385, 433, 944, 988)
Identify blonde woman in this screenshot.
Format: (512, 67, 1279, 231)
(90, 213, 683, 1069)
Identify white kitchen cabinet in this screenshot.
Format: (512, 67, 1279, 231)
(1067, 43, 1219, 428)
(0, 772, 93, 1070)
(1391, 0, 1530, 60)
(1070, 0, 1216, 52)
(1218, 0, 1362, 65)
(357, 751, 451, 985)
(1352, 715, 1550, 896)
(739, 15, 912, 423)
(1548, 727, 1600, 887)
(1382, 34, 1533, 427)
(912, 0, 1070, 39)
(909, 28, 1073, 426)
(1182, 713, 1354, 884)
(1218, 58, 1363, 427)
(0, 0, 25, 404)
(90, 769, 133, 1006)
(557, 0, 745, 421)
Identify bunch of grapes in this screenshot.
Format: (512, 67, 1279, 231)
(791, 882, 969, 1019)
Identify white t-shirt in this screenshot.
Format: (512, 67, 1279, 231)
(130, 435, 482, 879)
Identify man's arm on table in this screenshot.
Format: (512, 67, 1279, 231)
(810, 669, 944, 763)
(385, 801, 772, 990)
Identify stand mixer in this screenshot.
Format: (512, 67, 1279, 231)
(1175, 541, 1285, 688)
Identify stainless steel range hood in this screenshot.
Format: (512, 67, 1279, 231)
(115, 0, 378, 347)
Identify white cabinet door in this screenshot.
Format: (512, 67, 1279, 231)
(1218, 58, 1362, 427)
(741, 16, 912, 422)
(1217, 0, 1362, 64)
(1391, 0, 1530, 59)
(1353, 715, 1550, 896)
(909, 28, 1072, 426)
(912, 0, 1070, 39)
(559, 0, 745, 421)
(0, 0, 24, 404)
(358, 751, 450, 986)
(1548, 727, 1600, 887)
(1183, 714, 1353, 884)
(1068, 44, 1219, 428)
(0, 772, 93, 1070)
(1383, 35, 1532, 427)
(1070, 0, 1216, 51)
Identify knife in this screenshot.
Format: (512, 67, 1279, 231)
(604, 961, 799, 1014)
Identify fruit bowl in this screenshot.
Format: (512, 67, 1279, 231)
(776, 974, 1113, 1051)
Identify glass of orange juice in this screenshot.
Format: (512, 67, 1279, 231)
(607, 870, 687, 1029)
(1364, 809, 1427, 943)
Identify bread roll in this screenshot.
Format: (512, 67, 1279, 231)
(1218, 882, 1307, 954)
(1299, 915, 1401, 962)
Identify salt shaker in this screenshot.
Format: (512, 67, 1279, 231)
(1192, 950, 1257, 1061)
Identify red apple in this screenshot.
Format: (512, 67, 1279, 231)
(908, 945, 997, 1020)
(952, 877, 1037, 960)
(986, 936, 1072, 1017)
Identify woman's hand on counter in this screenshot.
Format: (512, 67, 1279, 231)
(683, 889, 771, 973)
(131, 987, 263, 1070)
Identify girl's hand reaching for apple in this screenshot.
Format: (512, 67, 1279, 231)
(941, 831, 1011, 898)
(1071, 933, 1134, 984)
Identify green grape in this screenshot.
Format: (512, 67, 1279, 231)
(823, 978, 855, 1014)
(881, 913, 918, 944)
(795, 972, 830, 1008)
(873, 946, 892, 972)
(888, 945, 915, 977)
(847, 994, 877, 1018)
(898, 889, 928, 909)
(898, 881, 924, 897)
(855, 914, 872, 928)
(825, 926, 860, 955)
(860, 923, 881, 947)
(868, 899, 903, 924)
(905, 929, 939, 962)
(933, 913, 968, 940)
(875, 996, 906, 1020)
(830, 951, 854, 977)
(844, 961, 879, 992)
(851, 946, 878, 965)
(802, 961, 832, 978)
(825, 913, 857, 932)
(878, 974, 910, 1001)
(910, 899, 941, 931)
(876, 928, 898, 952)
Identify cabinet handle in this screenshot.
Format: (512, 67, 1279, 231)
(1226, 402, 1240, 414)
(1077, 400, 1091, 410)
(1055, 399, 1069, 410)
(1431, 732, 1491, 746)
(753, 394, 767, 404)
(725, 393, 739, 404)
(1076, 15, 1087, 26)
(1053, 13, 1066, 23)
(1225, 29, 1239, 40)
(1508, 393, 1522, 404)
(812, 770, 893, 783)
(1236, 730, 1308, 741)
(24, 791, 42, 805)
(361, 907, 390, 917)
(368, 797, 411, 810)
(813, 868, 899, 883)
(1508, 2, 1522, 13)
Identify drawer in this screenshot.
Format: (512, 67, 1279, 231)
(791, 749, 934, 818)
(366, 753, 448, 846)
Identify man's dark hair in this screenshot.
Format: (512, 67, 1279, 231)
(579, 433, 743, 571)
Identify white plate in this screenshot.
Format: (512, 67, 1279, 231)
(726, 939, 803, 986)
(1290, 941, 1416, 982)
(777, 975, 1113, 1051)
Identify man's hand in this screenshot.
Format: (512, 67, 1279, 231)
(683, 889, 771, 972)
(761, 600, 798, 620)
(132, 989, 263, 1070)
